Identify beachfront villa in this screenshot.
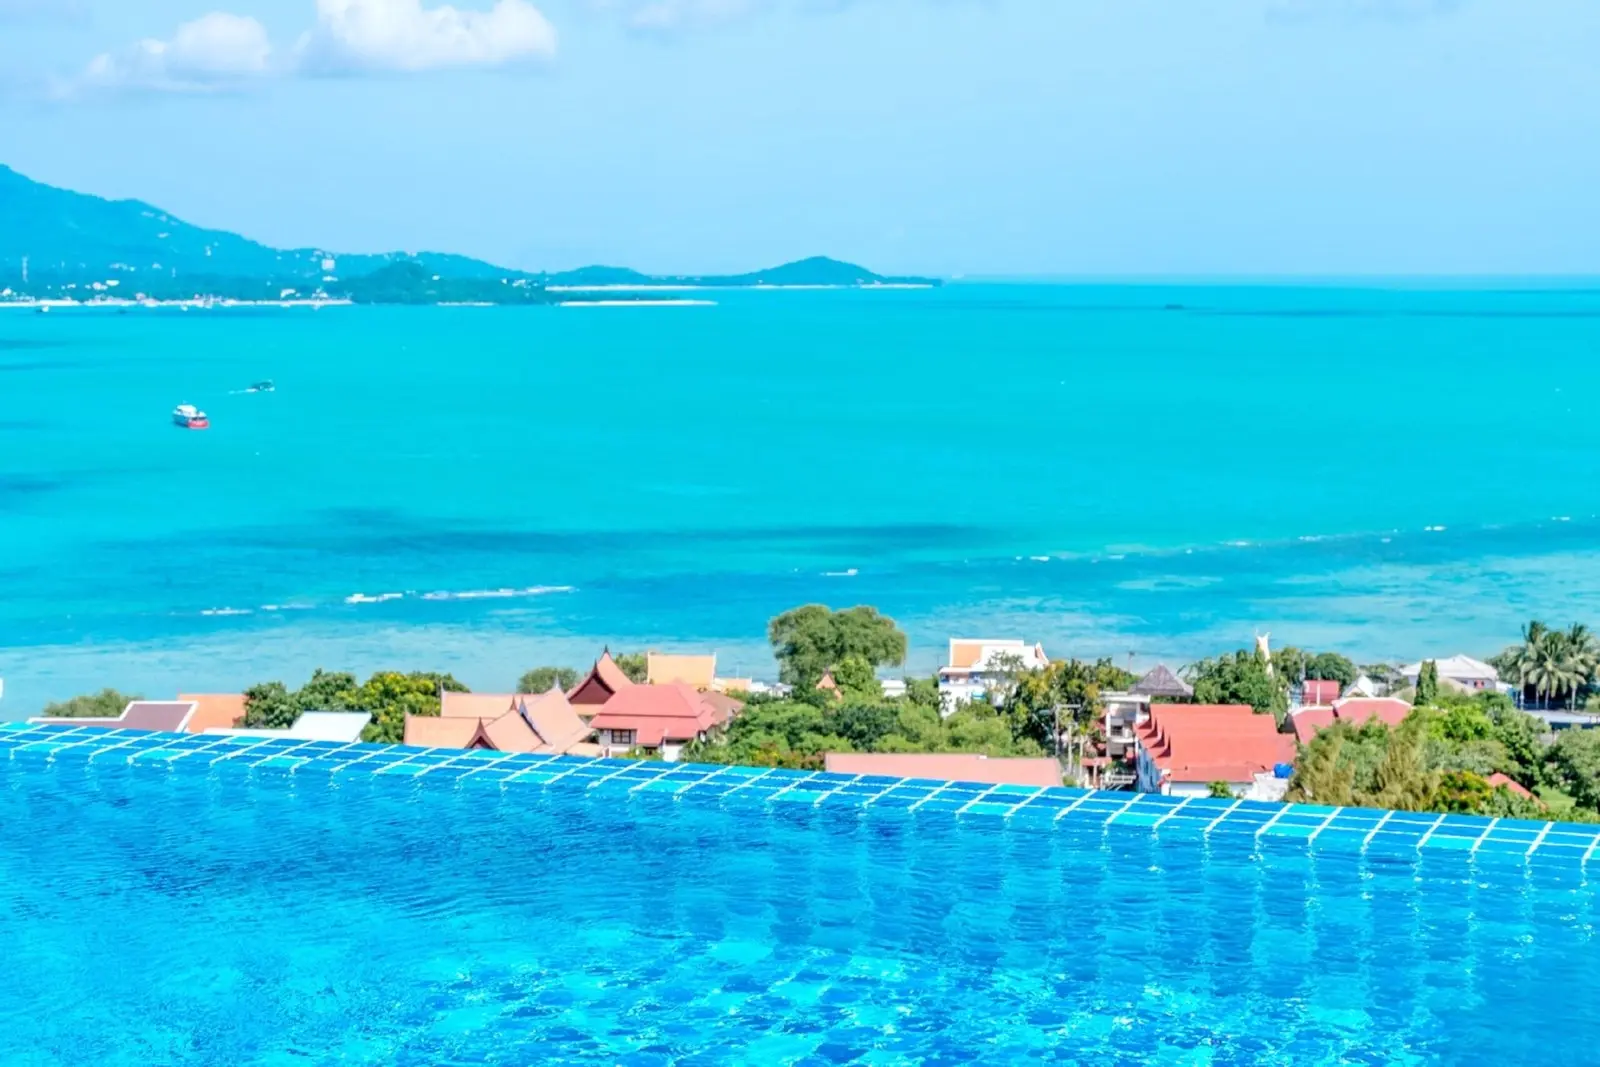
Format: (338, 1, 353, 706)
(1398, 654, 1505, 693)
(937, 638, 1050, 713)
(588, 683, 736, 761)
(1132, 703, 1297, 799)
(404, 689, 600, 756)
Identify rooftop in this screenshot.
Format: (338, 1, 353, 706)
(209, 711, 372, 743)
(589, 684, 723, 747)
(1130, 663, 1194, 699)
(30, 700, 197, 732)
(1134, 703, 1296, 784)
(1288, 697, 1413, 743)
(645, 652, 717, 689)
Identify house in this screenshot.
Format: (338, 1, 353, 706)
(30, 700, 199, 732)
(937, 638, 1049, 713)
(881, 679, 908, 700)
(1398, 655, 1503, 692)
(1132, 703, 1297, 798)
(645, 652, 717, 689)
(823, 752, 1063, 788)
(711, 677, 753, 694)
(567, 650, 635, 707)
(1297, 679, 1341, 707)
(405, 689, 599, 754)
(208, 711, 372, 743)
(1288, 696, 1412, 744)
(587, 684, 731, 761)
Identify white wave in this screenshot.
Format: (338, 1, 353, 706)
(420, 585, 575, 601)
(1029, 555, 1051, 562)
(1423, 525, 1447, 533)
(822, 568, 859, 577)
(200, 607, 252, 617)
(345, 592, 404, 605)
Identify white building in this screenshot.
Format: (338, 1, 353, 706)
(936, 638, 1049, 714)
(207, 711, 372, 743)
(1397, 655, 1505, 693)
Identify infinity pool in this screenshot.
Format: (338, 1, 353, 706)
(1, 724, 1596, 1066)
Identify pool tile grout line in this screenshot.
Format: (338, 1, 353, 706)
(1, 722, 1595, 864)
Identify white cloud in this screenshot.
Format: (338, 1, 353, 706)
(66, 12, 273, 95)
(294, 0, 557, 74)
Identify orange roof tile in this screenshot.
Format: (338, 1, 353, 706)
(405, 689, 594, 754)
(645, 652, 717, 688)
(178, 693, 246, 734)
(404, 715, 483, 748)
(1486, 772, 1536, 799)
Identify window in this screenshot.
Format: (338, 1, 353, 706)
(609, 729, 636, 746)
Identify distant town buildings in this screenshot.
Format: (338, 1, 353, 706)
(937, 638, 1049, 713)
(1399, 655, 1504, 693)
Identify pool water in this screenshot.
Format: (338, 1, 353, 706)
(1, 728, 1596, 1066)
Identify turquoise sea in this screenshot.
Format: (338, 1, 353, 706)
(3, 283, 1600, 712)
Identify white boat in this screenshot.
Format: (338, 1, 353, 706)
(172, 404, 209, 430)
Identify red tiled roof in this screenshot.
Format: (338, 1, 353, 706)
(1133, 703, 1296, 784)
(588, 684, 721, 747)
(1289, 706, 1335, 744)
(1331, 697, 1411, 728)
(824, 753, 1063, 788)
(1302, 679, 1341, 705)
(1486, 772, 1535, 799)
(1290, 697, 1414, 744)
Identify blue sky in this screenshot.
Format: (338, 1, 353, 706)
(0, 0, 1596, 275)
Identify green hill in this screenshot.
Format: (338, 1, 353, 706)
(0, 164, 938, 301)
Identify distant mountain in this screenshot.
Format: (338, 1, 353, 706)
(0, 165, 938, 300)
(545, 256, 937, 288)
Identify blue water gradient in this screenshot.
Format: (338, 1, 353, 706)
(1, 736, 1596, 1066)
(3, 284, 1600, 708)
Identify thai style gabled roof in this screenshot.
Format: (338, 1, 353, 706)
(1131, 663, 1194, 699)
(568, 650, 636, 705)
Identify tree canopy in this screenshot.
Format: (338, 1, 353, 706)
(767, 604, 907, 688)
(242, 669, 469, 743)
(1186, 649, 1287, 720)
(39, 688, 141, 719)
(518, 666, 579, 694)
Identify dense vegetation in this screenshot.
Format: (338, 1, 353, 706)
(1182, 645, 1358, 721)
(38, 688, 140, 718)
(242, 669, 468, 744)
(1288, 689, 1600, 822)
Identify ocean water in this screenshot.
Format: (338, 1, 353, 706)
(3, 284, 1600, 709)
(2, 730, 1597, 1066)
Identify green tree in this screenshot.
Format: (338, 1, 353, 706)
(831, 654, 881, 700)
(359, 671, 469, 744)
(1187, 650, 1288, 721)
(1548, 728, 1600, 812)
(1434, 771, 1494, 814)
(1206, 781, 1234, 799)
(1305, 652, 1358, 687)
(518, 666, 578, 694)
(1415, 660, 1439, 707)
(242, 681, 299, 729)
(39, 688, 140, 719)
(767, 604, 907, 688)
(831, 701, 899, 750)
(614, 653, 648, 683)
(295, 669, 360, 712)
